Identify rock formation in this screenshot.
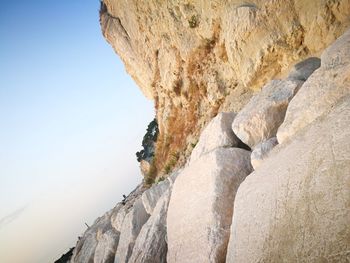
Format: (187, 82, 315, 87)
(59, 4, 350, 263)
(100, 0, 350, 172)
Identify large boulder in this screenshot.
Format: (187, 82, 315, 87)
(94, 229, 120, 263)
(250, 137, 278, 170)
(114, 199, 150, 263)
(232, 79, 303, 148)
(129, 189, 171, 263)
(226, 96, 350, 262)
(141, 178, 170, 215)
(277, 28, 350, 143)
(167, 148, 252, 263)
(190, 112, 241, 163)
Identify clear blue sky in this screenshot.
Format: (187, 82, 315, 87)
(0, 1, 154, 262)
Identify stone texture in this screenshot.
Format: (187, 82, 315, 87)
(114, 199, 150, 263)
(251, 137, 278, 170)
(110, 206, 126, 232)
(100, 0, 350, 172)
(141, 178, 170, 215)
(287, 57, 321, 81)
(190, 112, 240, 164)
(226, 96, 350, 263)
(129, 189, 171, 263)
(167, 148, 252, 263)
(71, 212, 112, 263)
(277, 29, 350, 144)
(94, 229, 120, 263)
(232, 79, 303, 148)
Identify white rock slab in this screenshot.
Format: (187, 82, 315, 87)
(167, 148, 252, 263)
(141, 178, 170, 215)
(114, 199, 150, 263)
(129, 189, 171, 263)
(232, 79, 303, 148)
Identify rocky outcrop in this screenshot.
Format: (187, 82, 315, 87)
(277, 28, 350, 143)
(129, 189, 171, 263)
(167, 147, 252, 262)
(100, 0, 350, 171)
(227, 96, 350, 262)
(66, 14, 350, 263)
(114, 199, 149, 263)
(226, 29, 350, 262)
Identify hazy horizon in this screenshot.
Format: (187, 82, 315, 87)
(0, 1, 154, 262)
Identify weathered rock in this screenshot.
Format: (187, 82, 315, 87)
(190, 112, 241, 164)
(71, 213, 112, 263)
(167, 148, 252, 263)
(141, 178, 170, 215)
(277, 29, 350, 144)
(100, 0, 350, 171)
(114, 199, 150, 263)
(129, 189, 171, 263)
(251, 137, 278, 170)
(110, 206, 126, 232)
(232, 79, 303, 148)
(94, 229, 120, 263)
(287, 57, 321, 81)
(226, 96, 350, 262)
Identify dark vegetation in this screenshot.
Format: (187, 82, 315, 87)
(136, 118, 159, 163)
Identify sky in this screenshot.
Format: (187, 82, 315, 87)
(0, 1, 154, 262)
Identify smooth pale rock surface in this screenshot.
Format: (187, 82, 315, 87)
(129, 189, 171, 263)
(226, 96, 350, 262)
(232, 79, 303, 148)
(167, 148, 253, 263)
(141, 178, 170, 215)
(94, 229, 120, 263)
(277, 29, 350, 144)
(114, 199, 150, 263)
(190, 112, 240, 164)
(287, 57, 321, 81)
(251, 137, 278, 170)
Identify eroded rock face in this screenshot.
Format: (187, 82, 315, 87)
(114, 199, 150, 263)
(251, 137, 278, 170)
(277, 28, 350, 144)
(167, 148, 252, 263)
(100, 0, 350, 171)
(71, 212, 113, 263)
(226, 96, 350, 263)
(141, 178, 170, 215)
(190, 112, 241, 164)
(94, 230, 120, 263)
(129, 189, 171, 263)
(232, 79, 303, 148)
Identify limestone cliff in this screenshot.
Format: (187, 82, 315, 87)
(100, 0, 350, 174)
(64, 27, 350, 263)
